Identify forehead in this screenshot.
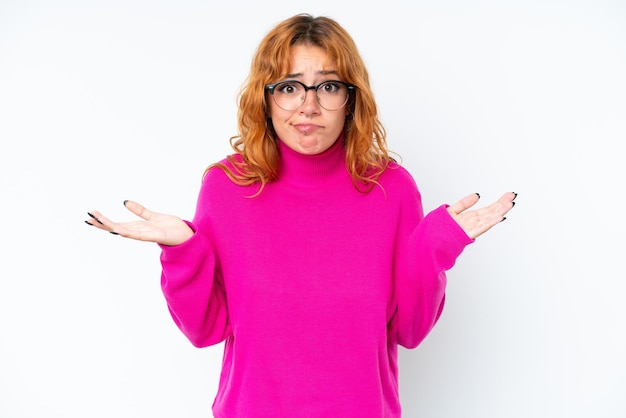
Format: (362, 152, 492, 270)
(284, 44, 336, 75)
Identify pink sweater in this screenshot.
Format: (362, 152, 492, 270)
(160, 137, 473, 417)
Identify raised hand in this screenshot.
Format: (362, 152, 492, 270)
(447, 192, 517, 239)
(85, 200, 194, 246)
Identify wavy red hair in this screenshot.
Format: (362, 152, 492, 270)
(208, 14, 391, 193)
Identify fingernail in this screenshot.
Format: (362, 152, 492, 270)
(513, 192, 518, 199)
(85, 220, 93, 226)
(123, 200, 129, 206)
(110, 231, 119, 235)
(512, 201, 516, 207)
(476, 193, 481, 199)
(87, 212, 103, 225)
(501, 217, 507, 222)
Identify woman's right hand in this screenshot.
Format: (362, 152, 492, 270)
(85, 200, 194, 246)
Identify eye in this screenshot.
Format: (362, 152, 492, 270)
(276, 82, 301, 95)
(319, 82, 342, 94)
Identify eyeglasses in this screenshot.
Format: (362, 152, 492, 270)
(265, 80, 355, 111)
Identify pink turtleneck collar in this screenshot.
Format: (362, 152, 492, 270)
(276, 133, 347, 188)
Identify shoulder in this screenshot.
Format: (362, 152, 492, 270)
(202, 155, 236, 183)
(201, 154, 248, 187)
(368, 161, 424, 224)
(200, 154, 262, 198)
(378, 161, 421, 197)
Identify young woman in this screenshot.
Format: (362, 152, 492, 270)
(86, 13, 516, 417)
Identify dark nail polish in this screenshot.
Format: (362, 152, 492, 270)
(85, 220, 93, 226)
(87, 212, 103, 225)
(110, 231, 119, 235)
(123, 200, 129, 206)
(501, 217, 507, 222)
(513, 192, 518, 200)
(512, 201, 516, 207)
(476, 193, 481, 199)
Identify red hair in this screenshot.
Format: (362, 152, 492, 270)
(208, 14, 391, 193)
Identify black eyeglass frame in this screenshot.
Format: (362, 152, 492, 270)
(265, 79, 356, 110)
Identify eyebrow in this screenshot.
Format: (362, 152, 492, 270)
(284, 70, 339, 78)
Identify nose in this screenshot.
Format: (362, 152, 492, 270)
(299, 88, 321, 115)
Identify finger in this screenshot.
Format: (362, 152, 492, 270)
(447, 193, 481, 216)
(86, 210, 116, 232)
(123, 200, 156, 221)
(465, 192, 517, 238)
(86, 211, 104, 226)
(495, 191, 517, 218)
(85, 215, 106, 230)
(85, 215, 153, 240)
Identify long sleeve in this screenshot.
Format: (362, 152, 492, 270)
(393, 204, 474, 349)
(160, 224, 230, 348)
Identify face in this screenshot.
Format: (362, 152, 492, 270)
(268, 44, 348, 155)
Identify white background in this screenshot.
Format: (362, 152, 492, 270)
(1, 0, 625, 417)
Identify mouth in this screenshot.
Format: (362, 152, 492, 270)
(293, 123, 320, 135)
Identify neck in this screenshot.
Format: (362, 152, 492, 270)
(277, 134, 346, 187)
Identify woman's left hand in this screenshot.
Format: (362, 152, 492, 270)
(447, 192, 517, 239)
